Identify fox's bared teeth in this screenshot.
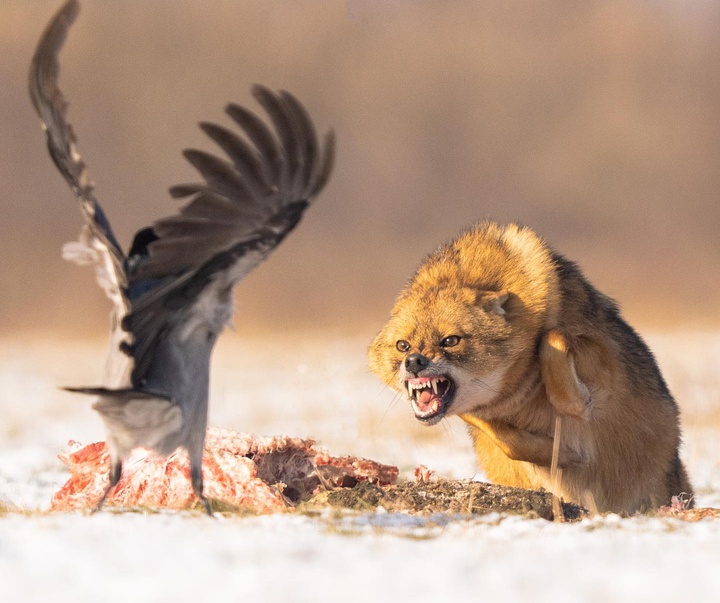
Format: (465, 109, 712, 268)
(407, 382, 413, 399)
(431, 379, 438, 394)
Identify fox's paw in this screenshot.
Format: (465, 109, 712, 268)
(540, 330, 591, 420)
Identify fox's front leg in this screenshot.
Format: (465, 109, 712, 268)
(461, 414, 586, 468)
(539, 330, 591, 419)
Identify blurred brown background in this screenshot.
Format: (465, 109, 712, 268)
(2, 0, 719, 339)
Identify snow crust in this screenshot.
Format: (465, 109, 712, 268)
(1, 332, 719, 601)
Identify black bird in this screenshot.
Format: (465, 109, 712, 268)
(29, 0, 334, 514)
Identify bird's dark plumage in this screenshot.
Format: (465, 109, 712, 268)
(29, 0, 334, 514)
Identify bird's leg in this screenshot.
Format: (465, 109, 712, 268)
(190, 455, 213, 516)
(92, 457, 122, 514)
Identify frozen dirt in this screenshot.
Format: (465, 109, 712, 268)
(1, 331, 719, 602)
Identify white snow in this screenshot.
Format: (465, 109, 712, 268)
(1, 332, 719, 602)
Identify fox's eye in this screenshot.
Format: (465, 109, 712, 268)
(395, 340, 411, 353)
(440, 335, 461, 348)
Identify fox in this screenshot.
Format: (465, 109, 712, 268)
(368, 221, 693, 514)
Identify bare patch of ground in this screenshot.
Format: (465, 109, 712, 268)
(304, 479, 587, 521)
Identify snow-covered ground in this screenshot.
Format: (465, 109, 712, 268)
(1, 331, 719, 602)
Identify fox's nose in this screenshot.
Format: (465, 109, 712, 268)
(405, 353, 430, 374)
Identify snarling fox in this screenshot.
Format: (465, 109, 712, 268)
(369, 221, 693, 514)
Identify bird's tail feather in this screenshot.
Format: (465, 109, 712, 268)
(64, 386, 183, 455)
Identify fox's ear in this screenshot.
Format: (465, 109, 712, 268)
(480, 290, 510, 316)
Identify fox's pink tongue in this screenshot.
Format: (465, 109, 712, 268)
(416, 389, 439, 413)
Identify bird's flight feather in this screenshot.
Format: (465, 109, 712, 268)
(29, 0, 335, 393)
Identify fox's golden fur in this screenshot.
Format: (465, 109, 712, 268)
(369, 222, 692, 514)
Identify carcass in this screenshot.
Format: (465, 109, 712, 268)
(52, 428, 398, 513)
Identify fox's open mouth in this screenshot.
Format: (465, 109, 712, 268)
(405, 375, 454, 424)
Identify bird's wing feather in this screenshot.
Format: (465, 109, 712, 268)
(29, 0, 131, 385)
(123, 87, 334, 388)
(29, 0, 126, 292)
(29, 1, 335, 395)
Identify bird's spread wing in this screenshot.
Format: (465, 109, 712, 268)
(30, 1, 335, 393)
(123, 86, 334, 386)
(29, 0, 131, 385)
(29, 0, 127, 308)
